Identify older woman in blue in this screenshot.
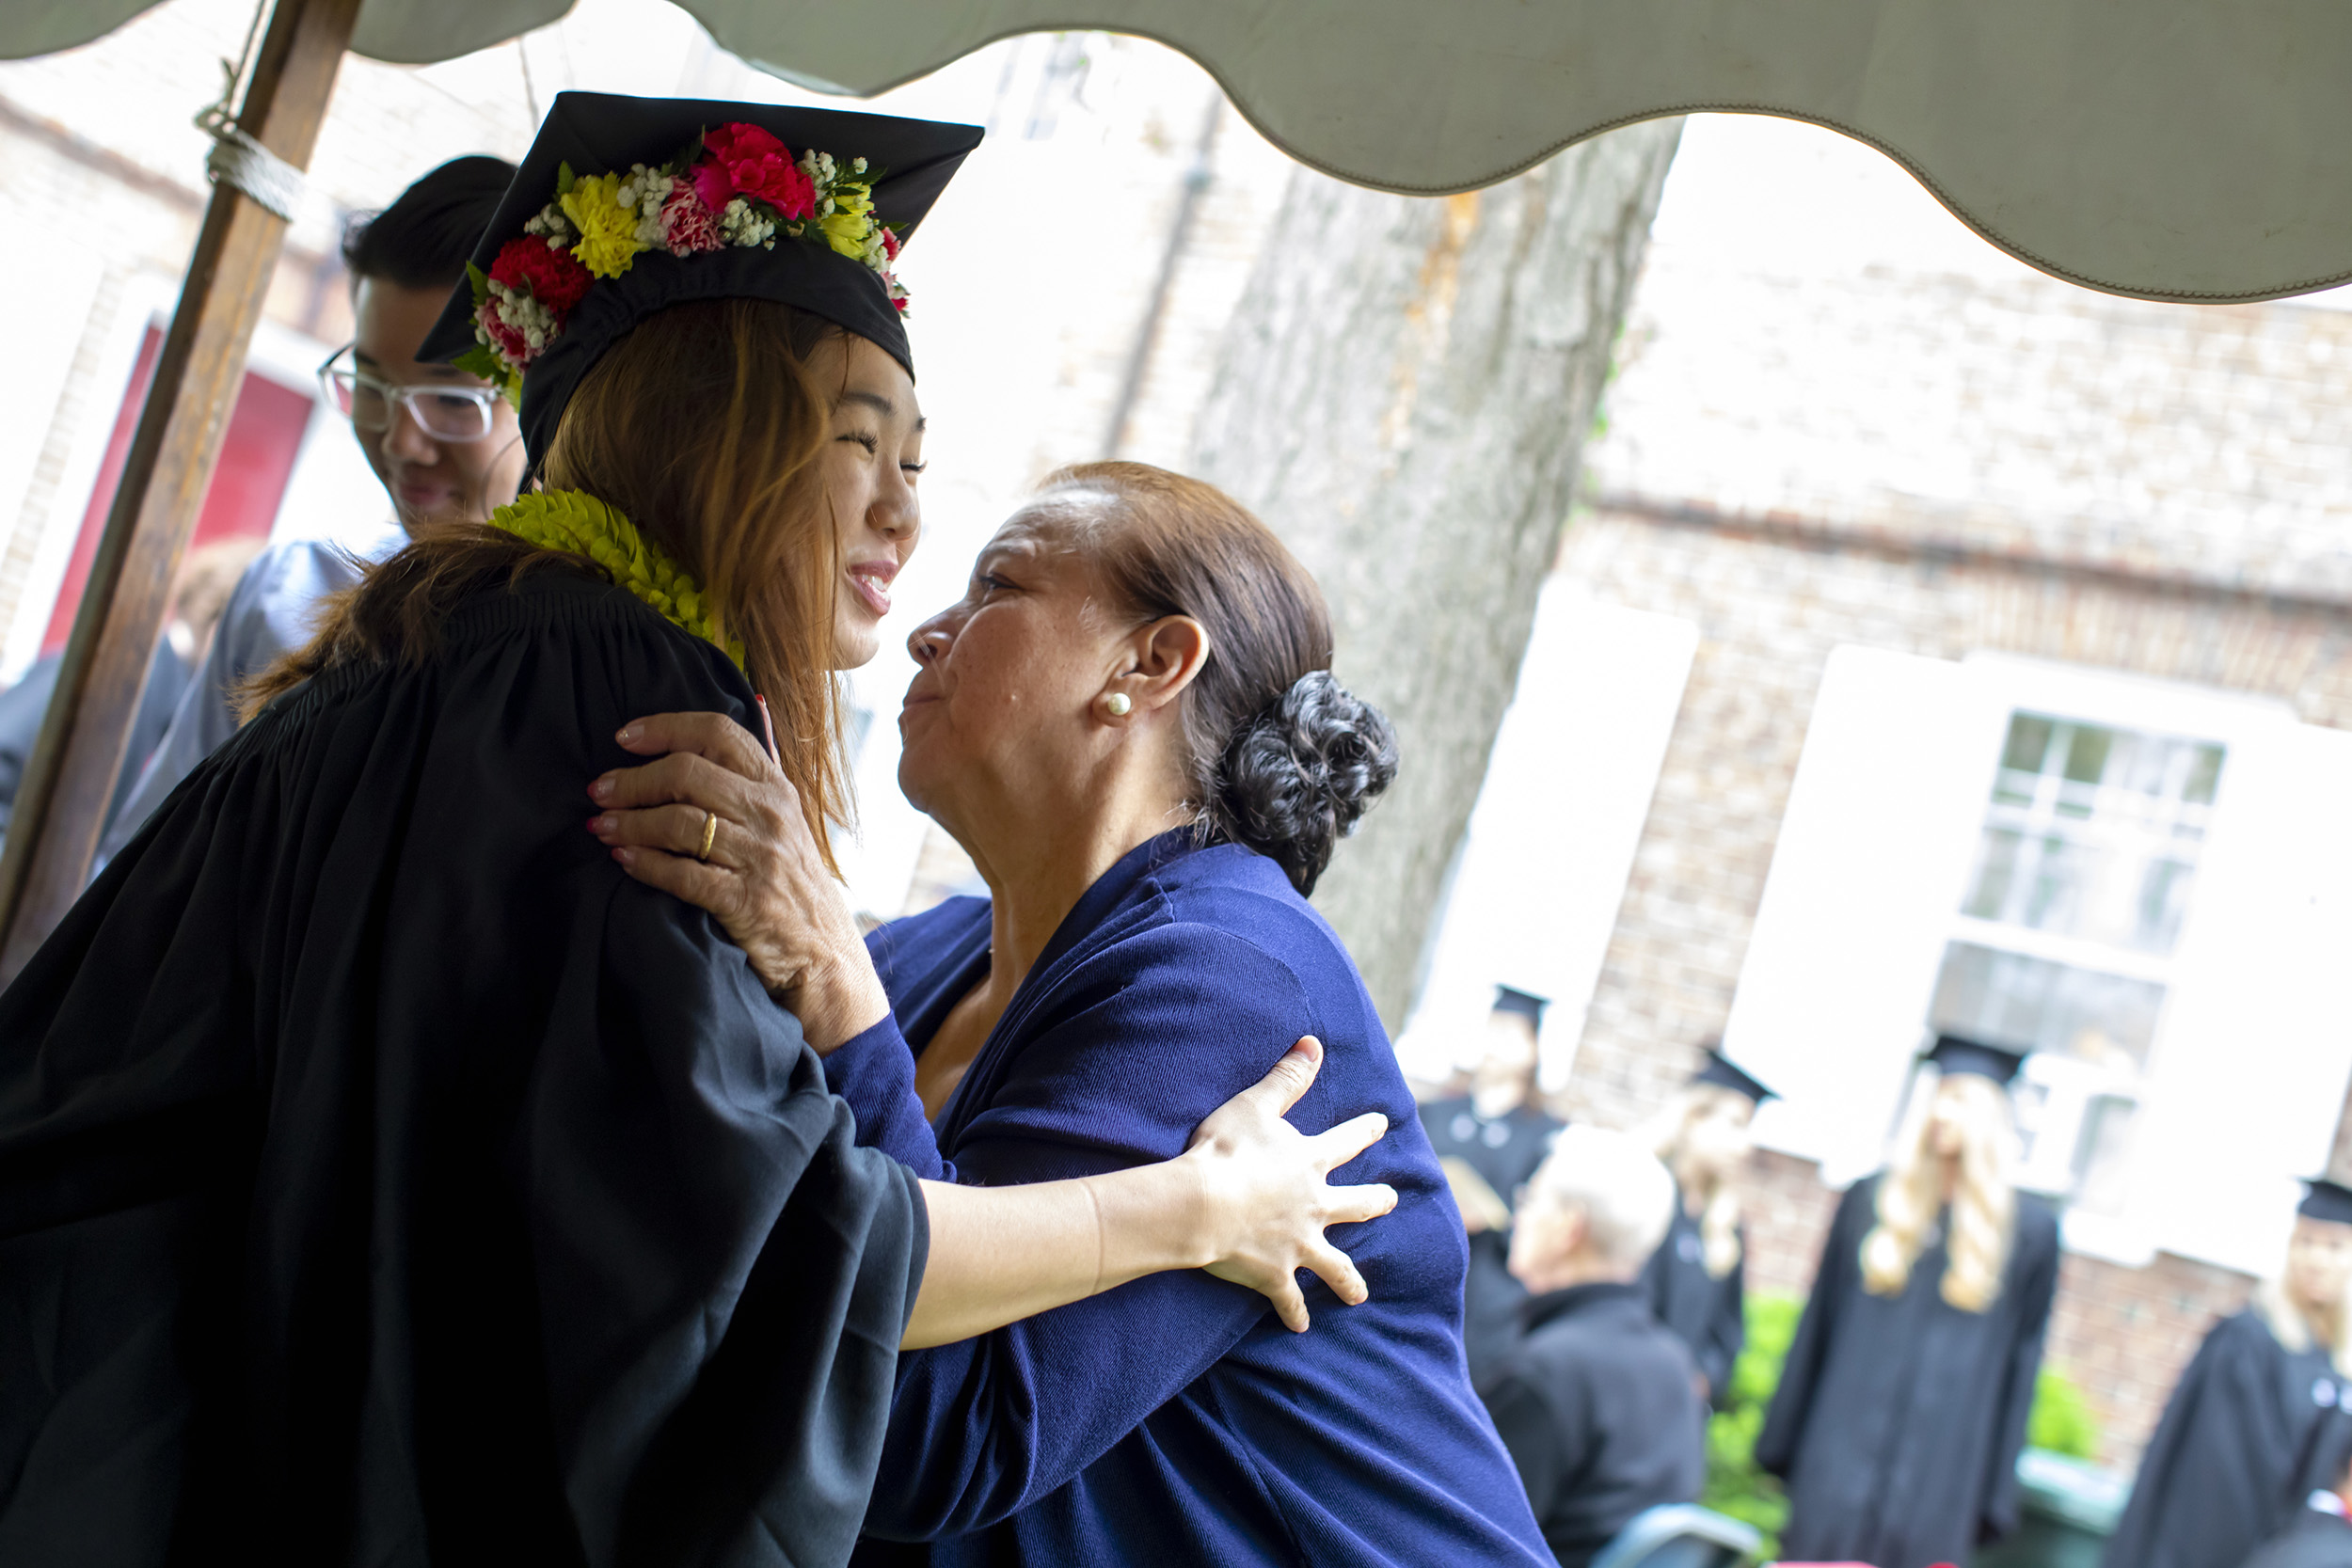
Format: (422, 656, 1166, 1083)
(590, 461, 1551, 1565)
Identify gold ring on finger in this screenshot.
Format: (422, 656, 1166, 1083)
(697, 810, 719, 863)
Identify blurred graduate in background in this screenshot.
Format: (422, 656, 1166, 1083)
(2106, 1179, 2352, 1568)
(1756, 1035, 2059, 1568)
(1420, 986, 1565, 1376)
(1640, 1045, 1774, 1406)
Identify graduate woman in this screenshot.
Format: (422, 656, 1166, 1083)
(0, 97, 1399, 1566)
(589, 464, 1554, 1562)
(1638, 1044, 1774, 1405)
(1755, 1036, 2060, 1568)
(2103, 1180, 2352, 1568)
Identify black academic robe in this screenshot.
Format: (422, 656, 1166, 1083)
(1755, 1175, 2060, 1568)
(2244, 1508, 2352, 1568)
(1639, 1184, 1746, 1405)
(0, 568, 926, 1568)
(1419, 1096, 1563, 1377)
(2105, 1309, 2352, 1568)
(1477, 1282, 1708, 1568)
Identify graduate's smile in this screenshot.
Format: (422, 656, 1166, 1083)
(847, 556, 897, 618)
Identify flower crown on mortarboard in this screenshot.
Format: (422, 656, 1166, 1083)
(455, 120, 906, 403)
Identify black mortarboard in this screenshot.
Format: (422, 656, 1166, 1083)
(1491, 987, 1549, 1024)
(421, 91, 982, 467)
(1691, 1044, 1777, 1105)
(2300, 1179, 2352, 1227)
(1923, 1034, 2028, 1087)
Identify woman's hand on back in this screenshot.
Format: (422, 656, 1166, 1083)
(587, 710, 885, 1052)
(1183, 1037, 1398, 1332)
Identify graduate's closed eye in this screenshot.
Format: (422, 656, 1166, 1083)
(839, 431, 880, 454)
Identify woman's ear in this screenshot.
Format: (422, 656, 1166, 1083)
(1116, 615, 1211, 715)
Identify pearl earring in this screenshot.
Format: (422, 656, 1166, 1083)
(1104, 692, 1132, 717)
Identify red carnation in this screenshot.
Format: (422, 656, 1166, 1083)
(486, 235, 592, 314)
(702, 121, 817, 221)
(691, 158, 734, 217)
(660, 184, 723, 256)
(879, 226, 901, 261)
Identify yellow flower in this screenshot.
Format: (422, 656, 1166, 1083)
(819, 211, 875, 258)
(560, 172, 647, 280)
(818, 181, 877, 257)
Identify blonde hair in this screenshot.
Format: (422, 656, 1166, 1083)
(2258, 1231, 2352, 1376)
(1639, 1084, 1749, 1278)
(1861, 1069, 2016, 1313)
(1529, 1125, 1678, 1270)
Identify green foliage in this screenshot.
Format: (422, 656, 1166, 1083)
(2027, 1366, 2102, 1461)
(1701, 1291, 1801, 1558)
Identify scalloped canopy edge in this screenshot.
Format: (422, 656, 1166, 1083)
(12, 0, 2348, 304)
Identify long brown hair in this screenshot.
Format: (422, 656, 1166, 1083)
(247, 298, 855, 870)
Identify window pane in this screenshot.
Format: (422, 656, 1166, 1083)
(1967, 713, 2225, 955)
(2073, 1095, 2140, 1217)
(1963, 828, 2023, 919)
(2183, 743, 2224, 806)
(2062, 725, 2112, 786)
(2001, 714, 2055, 776)
(1927, 941, 2164, 1068)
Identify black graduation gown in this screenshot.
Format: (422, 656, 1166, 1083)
(1477, 1282, 1708, 1568)
(2104, 1309, 2352, 1568)
(1419, 1096, 1563, 1377)
(1638, 1183, 1746, 1404)
(0, 568, 927, 1568)
(1755, 1175, 2060, 1568)
(2244, 1509, 2352, 1568)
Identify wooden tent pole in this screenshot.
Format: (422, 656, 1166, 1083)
(0, 0, 360, 981)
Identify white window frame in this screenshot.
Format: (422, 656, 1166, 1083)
(1727, 646, 2352, 1276)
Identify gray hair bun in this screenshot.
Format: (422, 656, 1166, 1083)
(1212, 671, 1399, 895)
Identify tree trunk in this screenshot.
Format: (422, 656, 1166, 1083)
(1190, 120, 1683, 1030)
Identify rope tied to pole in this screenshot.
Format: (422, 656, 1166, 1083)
(195, 19, 307, 224)
(201, 120, 308, 221)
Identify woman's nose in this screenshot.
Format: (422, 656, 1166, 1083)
(908, 617, 952, 663)
(875, 474, 918, 544)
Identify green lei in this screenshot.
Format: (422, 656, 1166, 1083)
(488, 490, 745, 669)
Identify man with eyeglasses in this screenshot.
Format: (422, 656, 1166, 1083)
(100, 156, 522, 865)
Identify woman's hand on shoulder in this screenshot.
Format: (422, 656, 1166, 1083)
(586, 710, 885, 1052)
(1183, 1036, 1399, 1332)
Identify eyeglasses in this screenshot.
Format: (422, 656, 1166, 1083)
(316, 345, 501, 442)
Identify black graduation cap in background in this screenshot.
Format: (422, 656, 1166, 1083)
(2300, 1178, 2352, 1227)
(1923, 1033, 2028, 1087)
(421, 91, 982, 467)
(1691, 1043, 1776, 1105)
(1491, 986, 1549, 1024)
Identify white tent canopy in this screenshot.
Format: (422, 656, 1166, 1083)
(11, 0, 2352, 304)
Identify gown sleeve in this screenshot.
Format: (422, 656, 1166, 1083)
(1755, 1181, 1867, 1478)
(2103, 1316, 2233, 1566)
(1702, 1241, 1748, 1402)
(1978, 1205, 2059, 1544)
(857, 924, 1344, 1542)
(527, 871, 929, 1568)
